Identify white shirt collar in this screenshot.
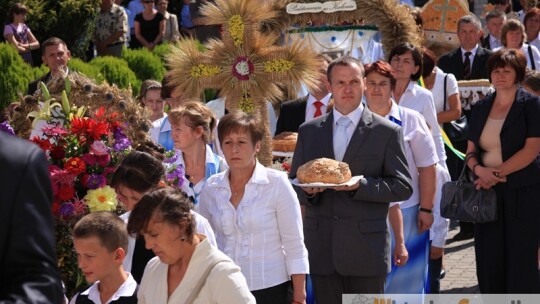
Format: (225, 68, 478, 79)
(384, 101, 401, 121)
(83, 273, 137, 304)
(332, 102, 364, 127)
(461, 45, 479, 57)
(307, 93, 332, 106)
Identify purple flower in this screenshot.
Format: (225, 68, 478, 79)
(59, 203, 75, 217)
(113, 137, 131, 152)
(86, 174, 106, 189)
(165, 164, 185, 188)
(163, 150, 180, 164)
(0, 121, 15, 136)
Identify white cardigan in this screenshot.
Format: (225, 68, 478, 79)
(137, 237, 255, 303)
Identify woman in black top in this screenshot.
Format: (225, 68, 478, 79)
(133, 0, 165, 50)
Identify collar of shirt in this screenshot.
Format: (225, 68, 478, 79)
(208, 160, 269, 191)
(490, 35, 501, 48)
(332, 102, 363, 129)
(175, 144, 221, 180)
(83, 273, 137, 304)
(461, 44, 479, 61)
(384, 101, 402, 126)
(307, 93, 331, 107)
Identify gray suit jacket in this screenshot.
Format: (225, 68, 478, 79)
(289, 107, 412, 277)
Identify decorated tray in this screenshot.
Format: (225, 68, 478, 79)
(290, 175, 363, 188)
(272, 151, 294, 157)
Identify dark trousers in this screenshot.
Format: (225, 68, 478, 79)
(251, 281, 291, 304)
(311, 272, 385, 304)
(475, 183, 540, 293)
(427, 241, 443, 294)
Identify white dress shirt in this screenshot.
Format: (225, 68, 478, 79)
(305, 93, 332, 121)
(384, 102, 439, 209)
(199, 162, 309, 291)
(69, 273, 137, 304)
(332, 103, 364, 145)
(396, 81, 447, 169)
(431, 68, 460, 116)
(461, 45, 479, 71)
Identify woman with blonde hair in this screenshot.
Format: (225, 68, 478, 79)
(168, 100, 226, 206)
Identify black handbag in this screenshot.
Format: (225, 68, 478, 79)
(442, 74, 469, 142)
(440, 157, 498, 223)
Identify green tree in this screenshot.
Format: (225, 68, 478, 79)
(89, 56, 141, 93)
(0, 43, 34, 110)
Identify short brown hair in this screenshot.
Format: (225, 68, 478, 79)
(524, 69, 540, 93)
(41, 37, 68, 55)
(487, 49, 527, 84)
(217, 111, 265, 145)
(127, 188, 195, 243)
(327, 56, 364, 83)
(421, 47, 437, 79)
(364, 60, 397, 90)
(168, 100, 216, 144)
(73, 212, 128, 252)
(500, 19, 527, 48)
(388, 42, 423, 81)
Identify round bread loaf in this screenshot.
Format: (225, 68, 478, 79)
(273, 132, 297, 152)
(297, 158, 352, 184)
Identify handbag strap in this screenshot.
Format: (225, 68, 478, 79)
(457, 153, 476, 184)
(443, 73, 448, 111)
(528, 45, 536, 70)
(184, 258, 228, 303)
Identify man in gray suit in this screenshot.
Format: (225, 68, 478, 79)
(289, 56, 412, 303)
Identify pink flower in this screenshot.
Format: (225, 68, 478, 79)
(90, 140, 109, 155)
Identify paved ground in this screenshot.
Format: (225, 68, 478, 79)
(440, 222, 480, 294)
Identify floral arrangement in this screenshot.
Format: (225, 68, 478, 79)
(263, 59, 295, 73)
(163, 149, 185, 188)
(190, 64, 222, 78)
(232, 56, 254, 81)
(29, 84, 132, 296)
(228, 14, 244, 47)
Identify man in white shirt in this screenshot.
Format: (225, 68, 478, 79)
(275, 54, 332, 135)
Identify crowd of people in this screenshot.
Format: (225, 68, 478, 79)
(2, 1, 540, 304)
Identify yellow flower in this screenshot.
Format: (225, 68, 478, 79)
(190, 64, 221, 78)
(84, 186, 118, 212)
(264, 59, 295, 73)
(228, 15, 244, 47)
(239, 97, 255, 113)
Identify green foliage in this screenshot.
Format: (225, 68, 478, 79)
(68, 58, 105, 84)
(0, 43, 34, 110)
(122, 48, 166, 82)
(89, 56, 141, 94)
(23, 0, 100, 59)
(152, 43, 172, 66)
(31, 64, 49, 80)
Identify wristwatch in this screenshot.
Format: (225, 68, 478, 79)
(419, 207, 432, 214)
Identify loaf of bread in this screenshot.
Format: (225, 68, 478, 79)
(273, 132, 297, 152)
(297, 158, 352, 184)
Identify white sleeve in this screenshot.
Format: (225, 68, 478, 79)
(274, 173, 309, 275)
(430, 165, 451, 247)
(447, 73, 459, 97)
(193, 211, 217, 247)
(408, 113, 438, 168)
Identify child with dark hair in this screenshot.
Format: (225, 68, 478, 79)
(70, 212, 137, 304)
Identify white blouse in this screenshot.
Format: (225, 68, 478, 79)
(198, 162, 309, 291)
(430, 68, 459, 116)
(396, 81, 447, 169)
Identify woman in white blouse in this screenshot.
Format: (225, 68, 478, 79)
(388, 42, 448, 171)
(199, 111, 309, 304)
(495, 18, 540, 70)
